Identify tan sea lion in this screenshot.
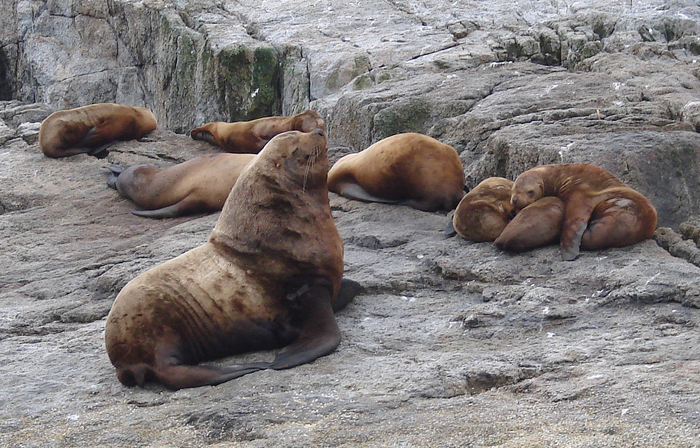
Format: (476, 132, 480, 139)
(452, 177, 514, 242)
(327, 133, 465, 212)
(494, 196, 565, 252)
(39, 103, 157, 158)
(190, 110, 326, 153)
(105, 129, 363, 390)
(106, 153, 256, 219)
(510, 163, 658, 260)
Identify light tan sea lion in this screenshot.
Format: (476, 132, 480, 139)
(510, 163, 658, 260)
(106, 153, 256, 218)
(105, 129, 362, 390)
(327, 133, 465, 212)
(494, 196, 565, 252)
(39, 103, 157, 158)
(190, 110, 326, 153)
(452, 177, 514, 242)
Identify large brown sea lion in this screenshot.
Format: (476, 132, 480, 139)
(106, 153, 256, 218)
(327, 133, 465, 212)
(190, 110, 326, 154)
(510, 163, 658, 260)
(452, 177, 514, 242)
(105, 129, 361, 390)
(39, 103, 157, 158)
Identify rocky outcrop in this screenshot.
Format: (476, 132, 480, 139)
(2, 0, 700, 446)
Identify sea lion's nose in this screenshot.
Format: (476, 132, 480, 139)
(512, 197, 518, 205)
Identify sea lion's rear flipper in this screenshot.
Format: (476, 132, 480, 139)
(106, 164, 124, 190)
(269, 285, 341, 370)
(443, 220, 457, 238)
(132, 197, 208, 219)
(336, 182, 400, 204)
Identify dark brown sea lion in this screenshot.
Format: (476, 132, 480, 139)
(452, 177, 514, 242)
(494, 196, 565, 252)
(105, 129, 361, 390)
(190, 110, 326, 154)
(510, 163, 658, 260)
(327, 133, 465, 212)
(39, 103, 157, 158)
(107, 153, 256, 218)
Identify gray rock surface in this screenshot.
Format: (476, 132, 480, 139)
(2, 0, 700, 446)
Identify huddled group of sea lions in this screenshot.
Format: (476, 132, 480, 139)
(37, 102, 657, 390)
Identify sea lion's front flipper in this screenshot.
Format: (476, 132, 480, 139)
(87, 144, 112, 158)
(152, 363, 270, 390)
(269, 285, 341, 370)
(560, 221, 587, 261)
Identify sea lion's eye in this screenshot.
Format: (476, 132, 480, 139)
(527, 189, 535, 197)
(292, 147, 301, 157)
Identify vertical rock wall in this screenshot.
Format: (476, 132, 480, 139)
(1, 0, 306, 132)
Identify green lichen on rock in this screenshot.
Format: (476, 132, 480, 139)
(249, 45, 281, 118)
(372, 98, 431, 140)
(327, 53, 372, 91)
(215, 43, 281, 121)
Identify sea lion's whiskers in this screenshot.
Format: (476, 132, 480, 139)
(302, 145, 324, 191)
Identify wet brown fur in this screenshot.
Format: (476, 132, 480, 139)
(453, 177, 514, 242)
(510, 163, 657, 260)
(494, 196, 565, 252)
(112, 153, 256, 218)
(105, 129, 350, 390)
(39, 103, 157, 158)
(190, 110, 326, 154)
(327, 133, 465, 212)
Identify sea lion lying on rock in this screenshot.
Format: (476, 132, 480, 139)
(328, 133, 465, 212)
(190, 110, 325, 154)
(510, 163, 658, 260)
(450, 177, 564, 252)
(106, 153, 256, 219)
(452, 177, 514, 242)
(39, 103, 157, 158)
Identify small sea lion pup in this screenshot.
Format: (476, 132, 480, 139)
(105, 129, 363, 390)
(494, 196, 565, 252)
(39, 103, 157, 158)
(452, 177, 514, 242)
(510, 163, 658, 261)
(190, 110, 326, 153)
(106, 153, 256, 218)
(327, 133, 465, 212)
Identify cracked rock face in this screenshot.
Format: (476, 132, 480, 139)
(2, 0, 700, 446)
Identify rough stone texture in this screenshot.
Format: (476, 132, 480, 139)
(2, 0, 700, 446)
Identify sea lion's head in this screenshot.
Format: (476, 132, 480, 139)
(511, 171, 545, 211)
(294, 110, 326, 134)
(260, 129, 329, 191)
